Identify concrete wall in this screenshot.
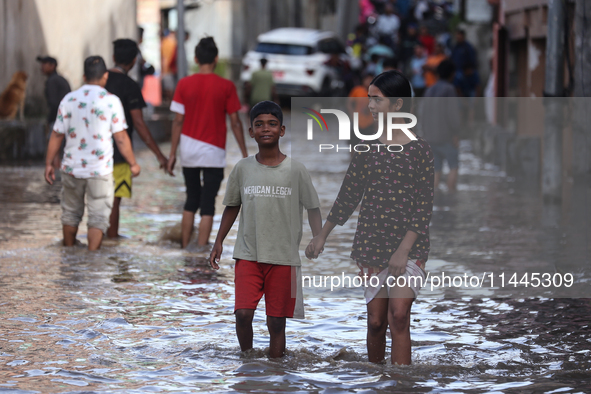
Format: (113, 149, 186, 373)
(0, 0, 137, 119)
(185, 0, 233, 66)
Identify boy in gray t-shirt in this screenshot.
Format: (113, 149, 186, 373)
(209, 101, 322, 358)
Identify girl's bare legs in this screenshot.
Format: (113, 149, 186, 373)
(388, 285, 415, 365)
(366, 287, 389, 363)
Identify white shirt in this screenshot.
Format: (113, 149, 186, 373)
(53, 84, 127, 178)
(414, 0, 429, 21)
(375, 14, 401, 36)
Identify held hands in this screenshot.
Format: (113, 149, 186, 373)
(305, 235, 326, 260)
(158, 154, 173, 176)
(209, 242, 223, 270)
(167, 155, 176, 177)
(388, 248, 409, 277)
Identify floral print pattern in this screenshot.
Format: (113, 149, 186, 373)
(53, 85, 127, 178)
(327, 138, 435, 268)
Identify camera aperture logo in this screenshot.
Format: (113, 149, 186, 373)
(303, 107, 417, 153)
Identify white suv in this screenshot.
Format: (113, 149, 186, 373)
(240, 28, 348, 97)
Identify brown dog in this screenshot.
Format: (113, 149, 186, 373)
(0, 71, 28, 120)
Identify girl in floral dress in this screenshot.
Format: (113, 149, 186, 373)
(307, 70, 434, 365)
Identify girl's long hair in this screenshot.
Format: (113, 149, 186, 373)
(369, 70, 413, 113)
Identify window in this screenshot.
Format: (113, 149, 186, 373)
(255, 43, 313, 55)
(318, 38, 345, 54)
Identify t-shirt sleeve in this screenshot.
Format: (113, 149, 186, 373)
(110, 97, 128, 133)
(170, 78, 185, 114)
(127, 79, 147, 110)
(52, 98, 68, 134)
(298, 165, 320, 210)
(223, 163, 242, 206)
(225, 82, 241, 115)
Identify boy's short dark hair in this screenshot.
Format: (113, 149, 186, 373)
(195, 37, 218, 65)
(250, 101, 283, 126)
(437, 59, 456, 80)
(113, 39, 139, 66)
(84, 56, 107, 81)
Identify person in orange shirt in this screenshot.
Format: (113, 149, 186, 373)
(161, 30, 177, 103)
(422, 43, 446, 88)
(347, 73, 374, 150)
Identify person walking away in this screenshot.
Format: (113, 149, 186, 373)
(209, 101, 322, 358)
(168, 37, 248, 248)
(37, 56, 71, 170)
(245, 58, 278, 108)
(421, 59, 461, 192)
(44, 56, 140, 251)
(105, 39, 171, 239)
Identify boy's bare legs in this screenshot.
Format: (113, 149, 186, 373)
(235, 308, 255, 352)
(366, 288, 389, 363)
(181, 213, 213, 247)
(267, 316, 287, 358)
(181, 211, 195, 248)
(63, 225, 78, 246)
(447, 168, 458, 192)
(387, 286, 415, 365)
(107, 197, 121, 238)
(87, 228, 104, 251)
(62, 225, 103, 251)
(197, 215, 213, 245)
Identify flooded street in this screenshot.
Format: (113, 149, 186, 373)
(1, 114, 591, 393)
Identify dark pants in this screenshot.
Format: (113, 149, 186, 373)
(182, 167, 224, 216)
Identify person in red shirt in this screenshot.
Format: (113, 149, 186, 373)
(418, 25, 435, 55)
(168, 37, 248, 248)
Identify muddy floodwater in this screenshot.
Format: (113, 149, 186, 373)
(1, 118, 590, 393)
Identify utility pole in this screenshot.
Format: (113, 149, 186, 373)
(176, 0, 187, 79)
(542, 0, 565, 202)
(573, 0, 591, 174)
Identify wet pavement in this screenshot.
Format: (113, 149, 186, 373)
(1, 114, 591, 393)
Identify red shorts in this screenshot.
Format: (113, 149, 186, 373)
(234, 259, 296, 318)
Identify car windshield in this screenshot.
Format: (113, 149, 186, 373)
(255, 42, 313, 55)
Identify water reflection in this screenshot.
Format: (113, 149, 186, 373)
(0, 137, 590, 392)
